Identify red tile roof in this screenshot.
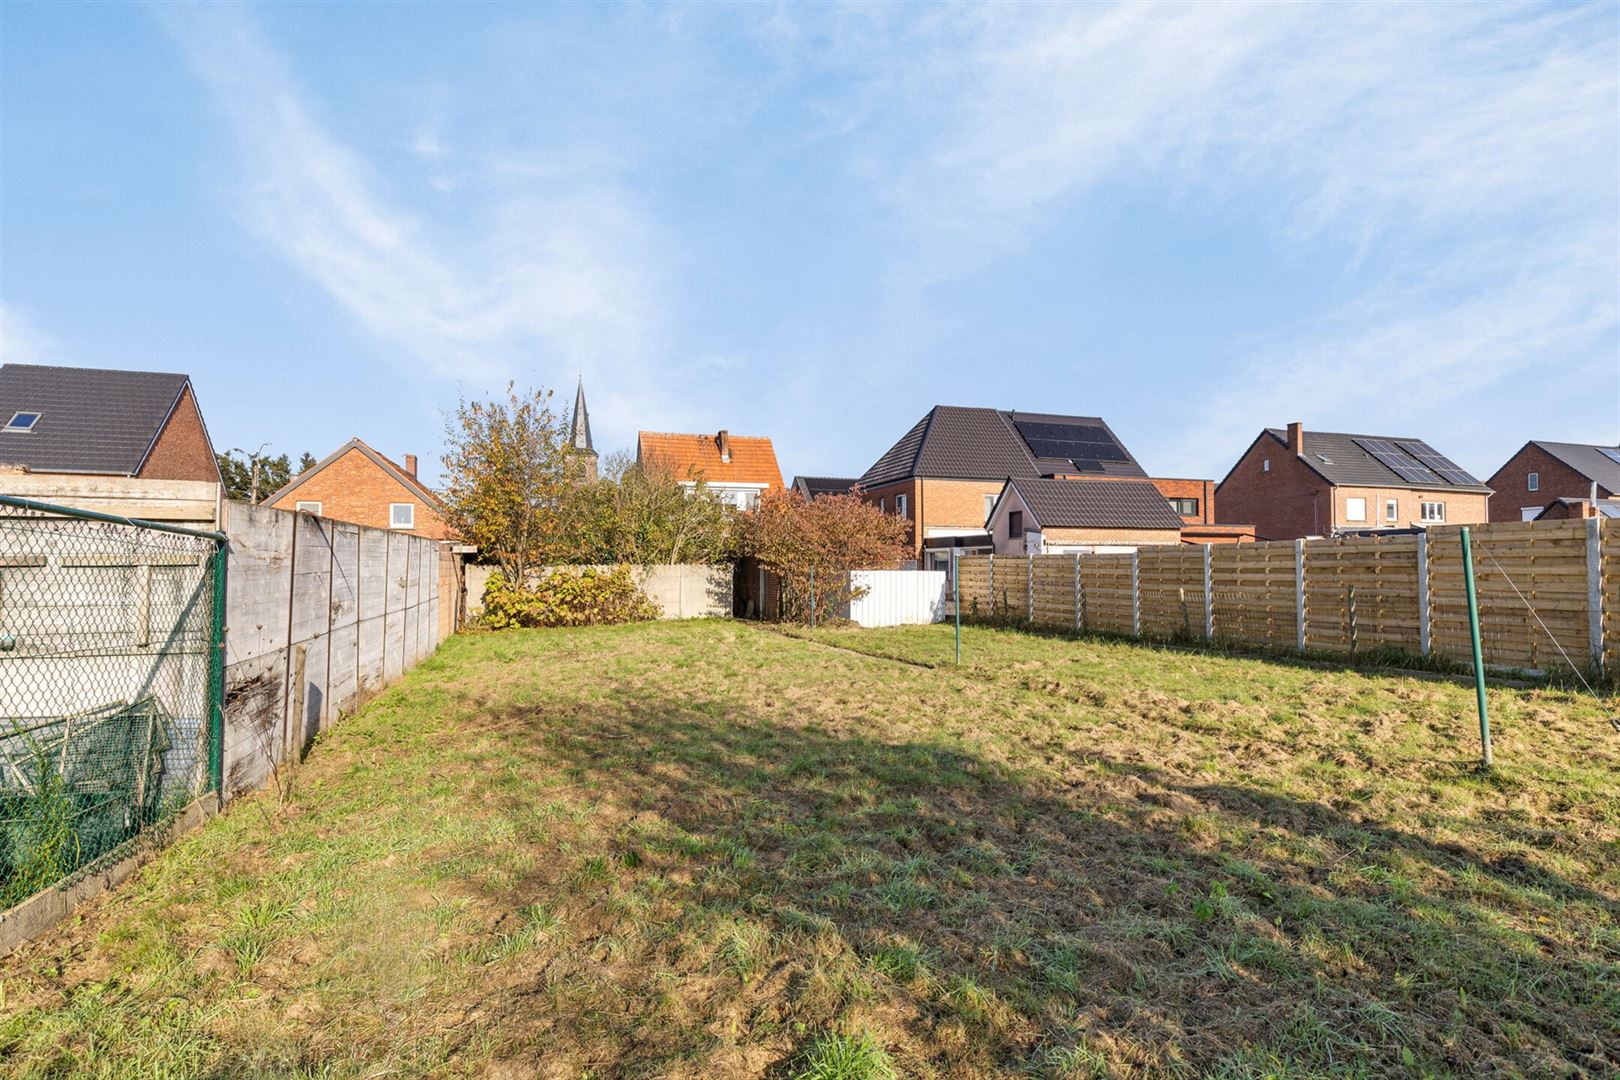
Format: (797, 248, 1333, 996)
(637, 431, 784, 489)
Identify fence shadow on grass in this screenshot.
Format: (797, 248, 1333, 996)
(477, 683, 1616, 1078)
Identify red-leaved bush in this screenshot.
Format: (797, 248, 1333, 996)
(732, 490, 909, 622)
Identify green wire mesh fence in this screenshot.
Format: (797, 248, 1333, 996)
(0, 498, 223, 910)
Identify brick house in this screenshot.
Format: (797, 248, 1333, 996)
(265, 438, 454, 540)
(1216, 422, 1491, 540)
(637, 430, 784, 509)
(0, 363, 224, 526)
(1484, 441, 1620, 522)
(0, 364, 221, 484)
(857, 405, 1193, 570)
(986, 477, 1184, 554)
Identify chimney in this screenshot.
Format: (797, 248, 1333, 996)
(716, 430, 731, 463)
(404, 453, 418, 477)
(1286, 422, 1304, 456)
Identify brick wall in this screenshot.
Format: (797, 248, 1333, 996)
(1043, 526, 1183, 546)
(1485, 443, 1608, 522)
(919, 478, 1004, 538)
(856, 479, 919, 549)
(1149, 477, 1215, 524)
(266, 447, 454, 540)
(1333, 486, 1489, 530)
(138, 386, 221, 484)
(1216, 437, 1331, 540)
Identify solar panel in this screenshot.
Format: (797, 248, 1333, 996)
(1396, 440, 1477, 486)
(1013, 420, 1131, 467)
(1353, 437, 1441, 484)
(1600, 447, 1620, 466)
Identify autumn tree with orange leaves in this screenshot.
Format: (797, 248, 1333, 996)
(732, 488, 910, 622)
(441, 384, 579, 582)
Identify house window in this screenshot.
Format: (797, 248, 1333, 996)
(1527, 471, 1539, 492)
(896, 493, 907, 517)
(295, 500, 322, 515)
(1263, 459, 1271, 473)
(1168, 497, 1198, 517)
(1345, 497, 1367, 522)
(4, 411, 41, 431)
(389, 503, 415, 529)
(1521, 507, 1542, 521)
(1385, 499, 1398, 522)
(1420, 501, 1445, 523)
(1008, 510, 1023, 539)
(983, 493, 996, 520)
(879, 497, 886, 514)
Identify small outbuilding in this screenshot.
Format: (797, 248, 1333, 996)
(985, 477, 1184, 555)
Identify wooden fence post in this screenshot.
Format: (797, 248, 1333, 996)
(987, 554, 995, 617)
(1588, 516, 1603, 670)
(1416, 532, 1430, 656)
(1027, 557, 1034, 624)
(1130, 549, 1141, 638)
(1073, 553, 1081, 632)
(1202, 544, 1214, 640)
(1294, 538, 1306, 653)
(1346, 584, 1358, 654)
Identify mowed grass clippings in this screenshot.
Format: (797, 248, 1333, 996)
(0, 621, 1614, 1078)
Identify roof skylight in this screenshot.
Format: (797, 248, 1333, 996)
(4, 411, 41, 432)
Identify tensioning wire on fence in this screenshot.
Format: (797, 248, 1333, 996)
(0, 495, 225, 910)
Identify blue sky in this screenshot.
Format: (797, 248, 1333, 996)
(2, 2, 1616, 487)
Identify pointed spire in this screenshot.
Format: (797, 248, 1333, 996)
(570, 377, 594, 453)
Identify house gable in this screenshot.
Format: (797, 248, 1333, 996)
(265, 440, 452, 539)
(138, 384, 223, 483)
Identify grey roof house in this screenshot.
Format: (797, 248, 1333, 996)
(1486, 439, 1620, 522)
(1216, 421, 1491, 540)
(985, 476, 1185, 555)
(0, 363, 223, 525)
(791, 476, 858, 500)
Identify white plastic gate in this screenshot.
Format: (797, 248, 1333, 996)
(847, 570, 947, 627)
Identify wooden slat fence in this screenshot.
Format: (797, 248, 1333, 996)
(954, 517, 1614, 676)
(1212, 541, 1298, 650)
(1304, 534, 1421, 653)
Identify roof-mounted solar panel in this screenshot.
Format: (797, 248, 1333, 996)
(1599, 447, 1620, 466)
(1013, 420, 1131, 465)
(1396, 440, 1476, 486)
(1353, 437, 1442, 484)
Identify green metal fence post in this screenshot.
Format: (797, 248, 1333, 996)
(1460, 526, 1492, 770)
(208, 537, 228, 800)
(953, 551, 961, 665)
(809, 564, 816, 629)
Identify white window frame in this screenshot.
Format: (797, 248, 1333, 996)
(295, 500, 322, 515)
(1527, 471, 1539, 492)
(3, 411, 41, 432)
(895, 493, 907, 517)
(1345, 497, 1367, 522)
(389, 502, 415, 530)
(879, 497, 886, 514)
(1385, 499, 1398, 522)
(1263, 458, 1271, 473)
(1420, 501, 1445, 523)
(1520, 507, 1543, 521)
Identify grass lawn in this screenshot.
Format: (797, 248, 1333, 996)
(1, 620, 1616, 1078)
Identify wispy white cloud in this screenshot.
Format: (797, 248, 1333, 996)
(814, 2, 1617, 473)
(153, 4, 663, 397)
(0, 304, 55, 364)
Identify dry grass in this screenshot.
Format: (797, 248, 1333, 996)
(0, 620, 1615, 1078)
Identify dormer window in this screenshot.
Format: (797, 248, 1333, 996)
(4, 411, 41, 432)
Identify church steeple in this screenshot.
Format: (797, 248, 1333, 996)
(569, 378, 598, 481)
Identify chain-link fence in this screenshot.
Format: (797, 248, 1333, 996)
(0, 496, 223, 910)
